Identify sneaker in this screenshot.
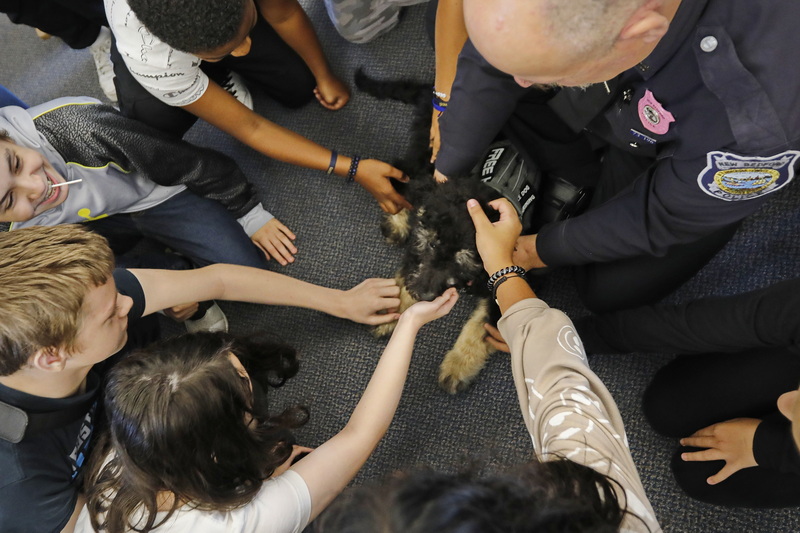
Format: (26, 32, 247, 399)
(184, 302, 229, 333)
(89, 27, 118, 103)
(220, 71, 253, 110)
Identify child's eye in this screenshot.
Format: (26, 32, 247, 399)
(5, 193, 12, 211)
(13, 155, 20, 173)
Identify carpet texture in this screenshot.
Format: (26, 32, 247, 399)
(2, 4, 798, 531)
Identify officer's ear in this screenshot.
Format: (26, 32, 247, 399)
(618, 0, 671, 44)
(30, 346, 68, 373)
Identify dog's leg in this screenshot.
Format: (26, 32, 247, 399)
(438, 298, 495, 394)
(381, 208, 412, 245)
(372, 275, 417, 337)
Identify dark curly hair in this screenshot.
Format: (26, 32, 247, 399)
(128, 0, 249, 54)
(84, 331, 308, 533)
(314, 459, 648, 533)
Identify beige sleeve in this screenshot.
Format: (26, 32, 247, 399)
(499, 299, 661, 533)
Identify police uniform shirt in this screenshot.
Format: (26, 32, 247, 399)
(438, 0, 800, 267)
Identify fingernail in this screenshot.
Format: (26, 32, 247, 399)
(467, 199, 478, 208)
(681, 453, 686, 460)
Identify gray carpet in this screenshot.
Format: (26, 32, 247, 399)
(2, 4, 799, 531)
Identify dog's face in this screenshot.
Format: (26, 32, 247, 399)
(399, 178, 501, 301)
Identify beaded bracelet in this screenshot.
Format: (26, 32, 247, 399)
(433, 88, 448, 100)
(492, 273, 524, 301)
(327, 150, 338, 175)
(486, 265, 527, 292)
(347, 155, 361, 182)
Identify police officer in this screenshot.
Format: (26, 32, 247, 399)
(434, 0, 800, 312)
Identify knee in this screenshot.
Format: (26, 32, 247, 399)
(642, 372, 691, 438)
(670, 448, 729, 505)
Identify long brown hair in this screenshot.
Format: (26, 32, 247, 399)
(85, 331, 308, 533)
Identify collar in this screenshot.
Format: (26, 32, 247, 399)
(633, 0, 710, 80)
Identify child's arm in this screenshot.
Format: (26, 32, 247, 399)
(289, 289, 459, 520)
(182, 82, 412, 214)
(128, 264, 404, 325)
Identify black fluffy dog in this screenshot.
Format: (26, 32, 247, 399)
(357, 70, 513, 394)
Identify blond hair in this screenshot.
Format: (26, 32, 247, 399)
(0, 225, 115, 375)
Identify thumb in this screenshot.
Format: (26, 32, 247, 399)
(467, 199, 490, 230)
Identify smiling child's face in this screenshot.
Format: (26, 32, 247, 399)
(0, 138, 70, 222)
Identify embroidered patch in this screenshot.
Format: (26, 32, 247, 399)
(697, 151, 800, 201)
(637, 89, 674, 135)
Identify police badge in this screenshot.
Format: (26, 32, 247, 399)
(697, 150, 800, 201)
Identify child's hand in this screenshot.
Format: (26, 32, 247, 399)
(354, 159, 413, 214)
(340, 278, 402, 325)
(466, 198, 522, 274)
(401, 287, 459, 328)
(251, 218, 298, 266)
(314, 74, 350, 110)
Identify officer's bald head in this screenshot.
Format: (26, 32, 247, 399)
(464, 0, 679, 88)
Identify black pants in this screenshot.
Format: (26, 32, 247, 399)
(643, 348, 800, 507)
(111, 14, 316, 138)
(0, 0, 106, 49)
(503, 93, 738, 313)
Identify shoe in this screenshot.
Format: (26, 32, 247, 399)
(184, 302, 229, 333)
(89, 27, 118, 103)
(220, 71, 253, 110)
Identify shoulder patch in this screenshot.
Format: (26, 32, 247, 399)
(697, 151, 800, 201)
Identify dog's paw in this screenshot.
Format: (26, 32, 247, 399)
(372, 320, 398, 338)
(437, 339, 493, 394)
(381, 209, 411, 244)
(438, 299, 495, 394)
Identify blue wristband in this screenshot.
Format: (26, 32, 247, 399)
(327, 150, 338, 175)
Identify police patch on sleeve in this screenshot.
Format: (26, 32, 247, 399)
(697, 150, 800, 201)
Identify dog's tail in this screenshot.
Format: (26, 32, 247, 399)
(354, 68, 430, 105)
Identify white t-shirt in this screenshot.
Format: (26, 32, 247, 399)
(74, 470, 312, 533)
(105, 0, 210, 107)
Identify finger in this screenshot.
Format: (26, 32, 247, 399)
(378, 284, 401, 297)
(265, 243, 288, 266)
(707, 463, 740, 485)
(380, 202, 394, 214)
(467, 198, 492, 230)
(680, 435, 718, 448)
(277, 223, 297, 240)
(273, 242, 296, 264)
(278, 233, 298, 254)
(487, 198, 516, 219)
(392, 192, 414, 211)
(680, 448, 722, 462)
(379, 297, 402, 310)
(485, 335, 511, 353)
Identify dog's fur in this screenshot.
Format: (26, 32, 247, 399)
(357, 70, 503, 394)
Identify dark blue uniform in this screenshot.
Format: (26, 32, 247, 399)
(437, 0, 800, 309)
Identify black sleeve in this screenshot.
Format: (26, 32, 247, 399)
(576, 277, 800, 355)
(753, 413, 800, 475)
(435, 39, 529, 177)
(113, 268, 145, 320)
(32, 102, 259, 218)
